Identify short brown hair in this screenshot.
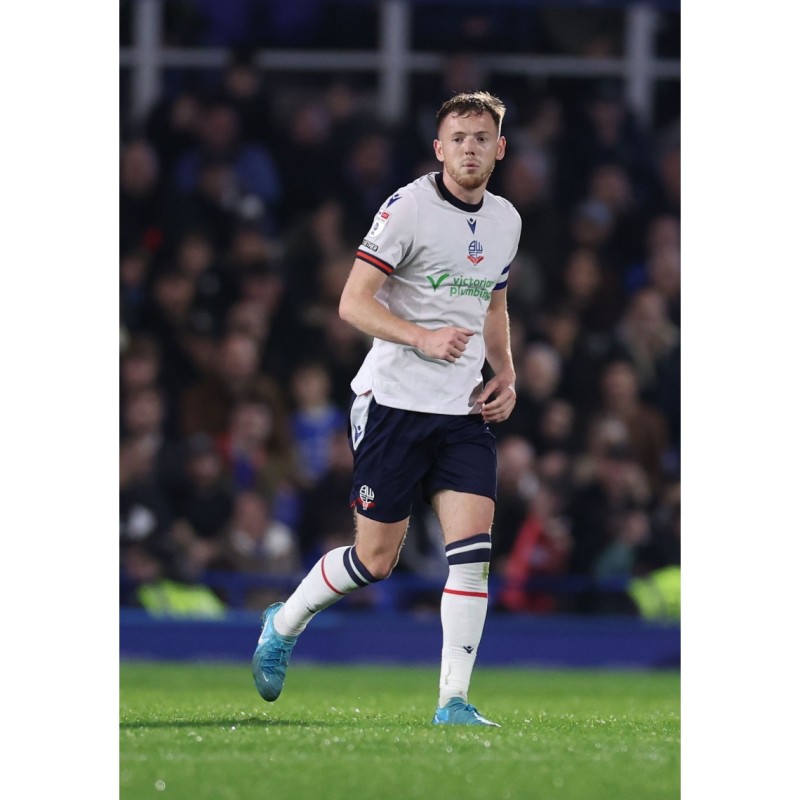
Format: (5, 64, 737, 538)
(435, 91, 507, 134)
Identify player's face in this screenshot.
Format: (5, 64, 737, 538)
(433, 112, 506, 192)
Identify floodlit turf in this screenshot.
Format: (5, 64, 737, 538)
(120, 662, 679, 800)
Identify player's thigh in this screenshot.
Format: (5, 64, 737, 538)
(431, 489, 495, 546)
(353, 511, 410, 578)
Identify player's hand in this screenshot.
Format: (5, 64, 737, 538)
(477, 375, 517, 422)
(418, 327, 474, 362)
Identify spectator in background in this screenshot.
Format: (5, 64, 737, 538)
(165, 155, 242, 251)
(289, 361, 346, 487)
(650, 127, 680, 218)
(296, 430, 355, 564)
(281, 198, 352, 317)
(557, 246, 622, 335)
(612, 287, 679, 412)
(635, 480, 680, 574)
(140, 268, 204, 401)
(144, 87, 202, 177)
(498, 484, 573, 614)
(592, 358, 670, 491)
(536, 307, 587, 392)
(511, 94, 564, 182)
(306, 310, 371, 410)
(568, 197, 615, 254)
(624, 213, 680, 300)
(216, 397, 298, 501)
(121, 386, 168, 457)
(221, 489, 302, 611)
(120, 434, 173, 554)
(585, 160, 644, 270)
(180, 330, 282, 437)
(535, 397, 578, 456)
(492, 436, 539, 568)
(120, 248, 153, 334)
(218, 47, 276, 150)
(589, 507, 651, 615)
(501, 341, 561, 443)
(172, 94, 282, 233)
(167, 435, 235, 584)
(567, 439, 651, 583)
(120, 138, 165, 255)
(273, 98, 336, 224)
(337, 128, 404, 233)
(646, 244, 681, 326)
(120, 335, 161, 399)
(496, 147, 560, 309)
(173, 228, 230, 325)
(224, 298, 270, 344)
(561, 81, 654, 210)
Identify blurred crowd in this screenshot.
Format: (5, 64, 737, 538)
(119, 41, 680, 618)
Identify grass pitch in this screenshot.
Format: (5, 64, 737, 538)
(120, 662, 679, 800)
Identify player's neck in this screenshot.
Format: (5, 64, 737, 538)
(437, 171, 485, 210)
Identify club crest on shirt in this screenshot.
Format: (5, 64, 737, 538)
(467, 240, 484, 265)
(367, 211, 391, 239)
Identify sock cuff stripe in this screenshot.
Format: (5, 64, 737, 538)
(344, 546, 377, 587)
(443, 588, 489, 598)
(320, 554, 348, 596)
(447, 549, 491, 565)
(445, 533, 491, 552)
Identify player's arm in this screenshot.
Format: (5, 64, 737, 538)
(339, 259, 473, 363)
(477, 286, 517, 422)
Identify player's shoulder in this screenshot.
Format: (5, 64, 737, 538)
(484, 189, 521, 219)
(483, 189, 522, 226)
(379, 173, 435, 209)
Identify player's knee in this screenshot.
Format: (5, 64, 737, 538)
(352, 546, 399, 581)
(360, 554, 395, 581)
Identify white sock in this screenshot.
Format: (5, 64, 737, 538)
(438, 534, 491, 708)
(274, 546, 378, 637)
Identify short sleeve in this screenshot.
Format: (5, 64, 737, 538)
(355, 191, 417, 276)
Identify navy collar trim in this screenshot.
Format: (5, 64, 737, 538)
(435, 172, 484, 213)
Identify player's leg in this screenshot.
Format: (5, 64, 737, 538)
(430, 489, 499, 725)
(253, 392, 421, 703)
(426, 414, 500, 726)
(277, 513, 408, 635)
(252, 515, 408, 702)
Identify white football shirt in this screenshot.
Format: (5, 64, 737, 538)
(350, 172, 521, 414)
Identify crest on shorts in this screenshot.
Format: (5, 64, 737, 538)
(358, 484, 375, 510)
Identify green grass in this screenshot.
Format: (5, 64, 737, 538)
(120, 662, 679, 800)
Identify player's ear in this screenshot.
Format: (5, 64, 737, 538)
(433, 139, 445, 163)
(495, 135, 507, 161)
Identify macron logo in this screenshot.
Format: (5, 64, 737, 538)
(462, 645, 474, 654)
(467, 218, 477, 234)
(387, 194, 402, 207)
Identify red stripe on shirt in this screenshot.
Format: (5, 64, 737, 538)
(356, 251, 394, 275)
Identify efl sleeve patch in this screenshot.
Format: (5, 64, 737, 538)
(359, 189, 416, 273)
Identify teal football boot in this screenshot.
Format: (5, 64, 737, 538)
(432, 698, 501, 727)
(251, 603, 298, 702)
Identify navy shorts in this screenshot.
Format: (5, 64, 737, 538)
(348, 393, 497, 523)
